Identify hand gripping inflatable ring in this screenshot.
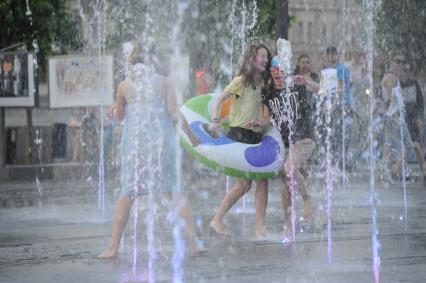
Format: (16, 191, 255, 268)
(179, 93, 285, 179)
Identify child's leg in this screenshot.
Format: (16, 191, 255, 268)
(254, 179, 269, 236)
(173, 192, 207, 254)
(412, 141, 426, 178)
(281, 174, 294, 241)
(281, 174, 291, 222)
(209, 178, 252, 235)
(97, 195, 134, 259)
(285, 139, 315, 219)
(295, 169, 314, 218)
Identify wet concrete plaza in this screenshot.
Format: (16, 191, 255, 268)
(1, 175, 426, 283)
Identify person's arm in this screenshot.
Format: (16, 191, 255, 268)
(305, 77, 320, 92)
(416, 81, 424, 119)
(113, 81, 127, 121)
(164, 77, 200, 146)
(245, 104, 272, 130)
(382, 74, 398, 124)
(260, 104, 273, 127)
(209, 89, 233, 130)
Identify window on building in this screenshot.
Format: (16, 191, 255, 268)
(5, 128, 17, 165)
(52, 123, 67, 159)
(298, 21, 304, 43)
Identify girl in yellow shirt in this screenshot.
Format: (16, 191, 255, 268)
(208, 44, 272, 237)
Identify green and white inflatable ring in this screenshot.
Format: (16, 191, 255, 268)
(179, 93, 285, 179)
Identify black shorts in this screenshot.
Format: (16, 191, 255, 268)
(226, 127, 262, 144)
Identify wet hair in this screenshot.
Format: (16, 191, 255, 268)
(238, 43, 272, 89)
(326, 46, 338, 55)
(390, 50, 405, 61)
(128, 41, 144, 65)
(294, 54, 310, 74)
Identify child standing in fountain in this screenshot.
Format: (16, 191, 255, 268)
(208, 44, 272, 237)
(97, 42, 205, 259)
(262, 56, 316, 238)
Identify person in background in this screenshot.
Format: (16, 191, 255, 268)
(294, 54, 320, 170)
(323, 46, 352, 170)
(400, 61, 426, 181)
(380, 52, 423, 182)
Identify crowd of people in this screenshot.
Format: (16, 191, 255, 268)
(97, 40, 425, 259)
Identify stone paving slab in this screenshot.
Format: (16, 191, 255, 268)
(0, 177, 425, 283)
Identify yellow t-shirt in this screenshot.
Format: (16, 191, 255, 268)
(224, 76, 264, 132)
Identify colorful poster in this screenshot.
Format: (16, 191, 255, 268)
(0, 52, 35, 107)
(49, 55, 113, 108)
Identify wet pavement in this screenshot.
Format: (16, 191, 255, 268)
(1, 175, 426, 283)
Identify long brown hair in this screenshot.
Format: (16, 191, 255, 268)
(238, 43, 272, 89)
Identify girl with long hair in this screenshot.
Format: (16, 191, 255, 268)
(208, 43, 273, 237)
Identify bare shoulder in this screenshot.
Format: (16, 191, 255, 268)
(382, 73, 398, 83)
(382, 73, 397, 88)
(116, 80, 128, 99)
(117, 80, 127, 92)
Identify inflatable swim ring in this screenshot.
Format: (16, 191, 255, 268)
(179, 93, 285, 179)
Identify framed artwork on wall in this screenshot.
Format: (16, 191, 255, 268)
(0, 52, 35, 107)
(48, 55, 113, 108)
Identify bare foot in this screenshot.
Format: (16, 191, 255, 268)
(281, 222, 294, 243)
(255, 226, 271, 237)
(190, 246, 208, 257)
(97, 247, 118, 259)
(208, 220, 230, 236)
(302, 196, 314, 219)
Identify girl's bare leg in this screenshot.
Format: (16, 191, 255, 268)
(254, 179, 269, 236)
(413, 142, 426, 178)
(280, 174, 293, 240)
(281, 175, 291, 221)
(97, 196, 134, 259)
(209, 178, 252, 235)
(293, 169, 314, 219)
(173, 192, 207, 254)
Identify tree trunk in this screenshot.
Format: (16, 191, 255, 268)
(276, 0, 289, 40)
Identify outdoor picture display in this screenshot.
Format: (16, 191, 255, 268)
(0, 51, 35, 107)
(48, 55, 114, 108)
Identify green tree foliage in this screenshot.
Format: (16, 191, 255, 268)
(79, 0, 177, 82)
(79, 0, 176, 51)
(0, 0, 82, 74)
(180, 0, 292, 96)
(180, 0, 232, 90)
(375, 0, 426, 72)
(255, 0, 294, 40)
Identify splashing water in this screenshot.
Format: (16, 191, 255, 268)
(96, 0, 108, 218)
(318, 68, 339, 262)
(394, 83, 408, 228)
(25, 0, 42, 208)
(34, 129, 43, 207)
(131, 62, 162, 282)
(274, 39, 298, 242)
(229, 0, 258, 75)
(170, 3, 187, 281)
(363, 0, 381, 280)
